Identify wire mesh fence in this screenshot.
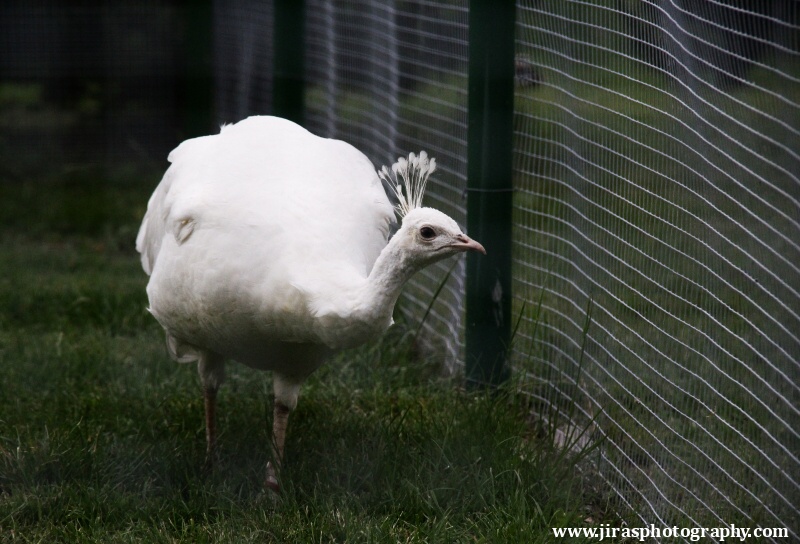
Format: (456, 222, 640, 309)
(301, 0, 799, 538)
(214, 0, 273, 124)
(512, 1, 798, 536)
(303, 0, 472, 368)
(1, 0, 797, 539)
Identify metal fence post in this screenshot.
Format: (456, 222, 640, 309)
(181, 0, 214, 138)
(273, 0, 305, 124)
(465, 0, 515, 387)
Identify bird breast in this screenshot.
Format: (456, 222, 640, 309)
(146, 225, 394, 364)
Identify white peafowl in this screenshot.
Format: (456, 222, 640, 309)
(135, 116, 485, 492)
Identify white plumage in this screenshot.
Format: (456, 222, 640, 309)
(136, 116, 484, 491)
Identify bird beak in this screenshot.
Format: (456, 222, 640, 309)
(450, 233, 486, 255)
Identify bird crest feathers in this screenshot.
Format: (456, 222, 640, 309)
(378, 151, 436, 218)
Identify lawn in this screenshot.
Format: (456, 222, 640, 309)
(0, 173, 610, 542)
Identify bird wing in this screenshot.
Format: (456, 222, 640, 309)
(137, 117, 393, 277)
(135, 133, 218, 275)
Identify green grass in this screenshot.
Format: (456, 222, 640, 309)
(0, 176, 611, 542)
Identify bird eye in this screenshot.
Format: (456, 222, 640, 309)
(420, 226, 436, 240)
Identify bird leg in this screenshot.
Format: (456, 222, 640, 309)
(266, 401, 291, 493)
(203, 387, 217, 469)
(198, 351, 225, 470)
(266, 374, 305, 493)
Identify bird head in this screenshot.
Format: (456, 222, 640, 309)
(393, 207, 485, 266)
(378, 151, 485, 267)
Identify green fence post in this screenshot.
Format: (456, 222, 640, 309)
(181, 0, 214, 138)
(465, 0, 515, 387)
(273, 0, 305, 124)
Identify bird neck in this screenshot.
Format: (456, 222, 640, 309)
(359, 235, 417, 322)
(303, 235, 424, 350)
